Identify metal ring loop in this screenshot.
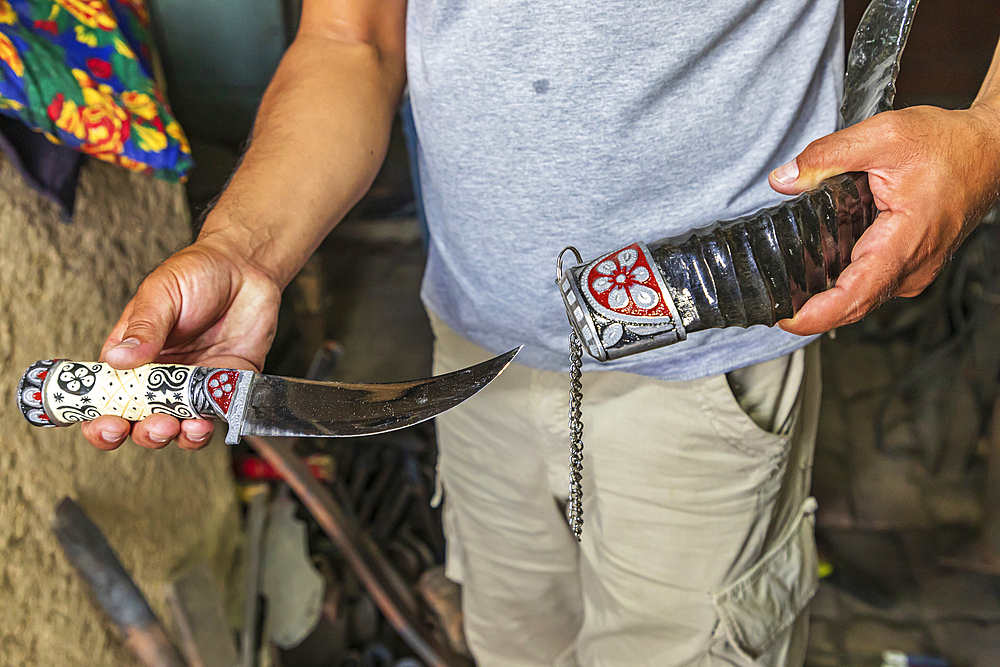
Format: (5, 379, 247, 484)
(556, 246, 583, 283)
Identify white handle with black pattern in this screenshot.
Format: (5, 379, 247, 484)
(17, 359, 253, 429)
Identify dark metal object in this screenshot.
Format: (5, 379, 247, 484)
(52, 497, 188, 667)
(245, 435, 471, 667)
(242, 348, 516, 441)
(841, 0, 921, 129)
(240, 488, 269, 667)
(653, 173, 874, 333)
(557, 0, 920, 363)
(166, 563, 240, 667)
(558, 174, 877, 362)
(567, 332, 585, 541)
(370, 464, 415, 543)
(356, 450, 401, 526)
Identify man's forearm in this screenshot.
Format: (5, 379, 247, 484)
(964, 36, 1000, 219)
(198, 28, 407, 288)
(974, 39, 1000, 109)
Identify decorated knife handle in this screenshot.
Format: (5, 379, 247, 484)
(557, 172, 875, 361)
(17, 360, 254, 433)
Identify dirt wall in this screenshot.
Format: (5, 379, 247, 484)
(0, 153, 240, 666)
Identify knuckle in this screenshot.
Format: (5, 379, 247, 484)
(875, 113, 908, 144)
(848, 291, 887, 322)
(124, 315, 159, 336)
(801, 136, 833, 168)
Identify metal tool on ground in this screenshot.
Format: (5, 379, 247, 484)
(52, 497, 188, 667)
(246, 434, 471, 667)
(166, 562, 240, 667)
(556, 0, 921, 539)
(416, 566, 469, 658)
(240, 485, 269, 667)
(17, 348, 519, 444)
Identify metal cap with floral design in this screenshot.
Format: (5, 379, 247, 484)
(17, 359, 61, 427)
(557, 242, 686, 362)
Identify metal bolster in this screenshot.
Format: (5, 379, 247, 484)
(18, 359, 62, 427)
(223, 370, 255, 445)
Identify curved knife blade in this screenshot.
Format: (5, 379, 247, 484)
(237, 347, 520, 440)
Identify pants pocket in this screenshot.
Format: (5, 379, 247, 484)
(710, 497, 819, 665)
(724, 348, 805, 437)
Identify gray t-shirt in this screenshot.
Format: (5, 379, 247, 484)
(407, 0, 844, 380)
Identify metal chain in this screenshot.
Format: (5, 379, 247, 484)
(568, 331, 585, 541)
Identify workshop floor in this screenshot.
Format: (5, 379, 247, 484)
(301, 214, 1000, 667)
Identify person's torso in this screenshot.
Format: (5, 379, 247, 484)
(407, 0, 843, 380)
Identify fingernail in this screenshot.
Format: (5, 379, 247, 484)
(772, 160, 799, 184)
(101, 429, 124, 443)
(148, 428, 172, 444)
(187, 430, 209, 443)
(112, 337, 141, 351)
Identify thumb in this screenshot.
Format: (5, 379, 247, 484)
(102, 275, 180, 369)
(768, 117, 885, 195)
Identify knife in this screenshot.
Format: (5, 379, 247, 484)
(17, 348, 520, 444)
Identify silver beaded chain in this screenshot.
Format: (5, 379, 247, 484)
(567, 331, 585, 540)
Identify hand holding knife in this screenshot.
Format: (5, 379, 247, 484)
(18, 350, 519, 445)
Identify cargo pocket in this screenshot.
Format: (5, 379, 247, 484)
(710, 497, 819, 664)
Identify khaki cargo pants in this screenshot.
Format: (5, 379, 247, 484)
(430, 313, 821, 667)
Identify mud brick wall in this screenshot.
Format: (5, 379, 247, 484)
(0, 154, 240, 666)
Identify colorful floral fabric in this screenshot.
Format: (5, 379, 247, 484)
(0, 0, 191, 181)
